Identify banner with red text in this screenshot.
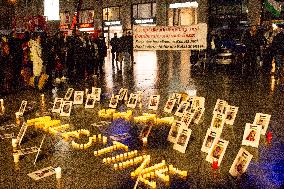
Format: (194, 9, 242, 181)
(133, 23, 207, 50)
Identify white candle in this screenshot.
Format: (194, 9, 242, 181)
(55, 167, 62, 179)
(12, 139, 17, 148)
(13, 153, 20, 163)
(15, 112, 20, 119)
(142, 137, 147, 145)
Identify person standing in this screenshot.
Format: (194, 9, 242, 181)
(95, 32, 107, 74)
(110, 33, 119, 67)
(271, 27, 284, 76)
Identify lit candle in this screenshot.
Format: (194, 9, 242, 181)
(85, 88, 89, 98)
(13, 153, 20, 163)
(114, 164, 118, 170)
(142, 137, 147, 146)
(41, 94, 45, 103)
(181, 171, 187, 177)
(119, 163, 123, 168)
(55, 167, 62, 179)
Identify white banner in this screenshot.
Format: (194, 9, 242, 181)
(133, 23, 207, 50)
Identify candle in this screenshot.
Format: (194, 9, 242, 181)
(94, 151, 98, 156)
(114, 164, 118, 170)
(41, 94, 45, 102)
(12, 138, 17, 148)
(181, 171, 187, 177)
(85, 89, 89, 98)
(142, 137, 147, 146)
(13, 153, 20, 163)
(55, 167, 62, 179)
(15, 112, 20, 119)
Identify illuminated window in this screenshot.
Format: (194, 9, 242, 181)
(103, 7, 120, 21)
(44, 0, 60, 20)
(132, 3, 156, 19)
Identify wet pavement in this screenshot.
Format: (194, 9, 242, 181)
(0, 50, 284, 189)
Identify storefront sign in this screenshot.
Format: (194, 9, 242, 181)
(134, 18, 155, 25)
(133, 23, 207, 50)
(79, 23, 94, 28)
(104, 20, 121, 26)
(169, 1, 198, 8)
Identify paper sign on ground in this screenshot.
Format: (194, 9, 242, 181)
(73, 91, 84, 105)
(253, 113, 271, 135)
(27, 166, 55, 181)
(16, 146, 39, 155)
(192, 107, 205, 124)
(19, 100, 27, 115)
(164, 98, 176, 113)
(229, 147, 253, 177)
(173, 128, 192, 153)
(60, 101, 72, 117)
(168, 121, 186, 143)
(85, 94, 96, 108)
(148, 95, 160, 111)
(241, 123, 262, 148)
(16, 122, 28, 145)
(92, 87, 101, 101)
(225, 105, 239, 125)
(213, 99, 227, 115)
(52, 98, 63, 113)
(64, 88, 74, 101)
(194, 96, 205, 109)
(175, 101, 190, 117)
(181, 111, 194, 127)
(210, 113, 225, 134)
(127, 93, 138, 109)
(206, 138, 229, 166)
(118, 88, 128, 101)
(109, 94, 119, 109)
(201, 129, 220, 153)
(171, 93, 182, 104)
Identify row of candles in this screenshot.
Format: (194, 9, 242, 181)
(94, 141, 128, 156)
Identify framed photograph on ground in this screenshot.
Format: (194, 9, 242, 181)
(241, 123, 262, 148)
(127, 93, 138, 108)
(206, 138, 229, 166)
(109, 94, 119, 109)
(192, 107, 205, 124)
(253, 113, 271, 135)
(225, 105, 239, 125)
(164, 98, 176, 113)
(229, 147, 253, 177)
(139, 124, 153, 139)
(85, 94, 96, 108)
(64, 88, 74, 101)
(210, 113, 225, 134)
(118, 88, 128, 101)
(73, 91, 84, 105)
(92, 87, 101, 101)
(175, 101, 190, 117)
(19, 100, 27, 115)
(52, 98, 63, 113)
(27, 166, 55, 181)
(213, 99, 227, 115)
(168, 121, 186, 143)
(201, 129, 220, 153)
(194, 96, 205, 109)
(173, 128, 192, 153)
(60, 101, 73, 116)
(148, 95, 160, 111)
(181, 111, 194, 127)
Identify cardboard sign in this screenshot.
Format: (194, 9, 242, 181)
(19, 100, 27, 115)
(16, 122, 28, 145)
(225, 105, 239, 125)
(181, 111, 194, 127)
(64, 88, 74, 101)
(192, 107, 205, 124)
(168, 121, 186, 143)
(206, 138, 229, 166)
(213, 99, 227, 115)
(92, 87, 101, 101)
(253, 113, 271, 135)
(52, 98, 63, 113)
(127, 93, 138, 109)
(229, 148, 253, 177)
(85, 94, 96, 108)
(118, 88, 128, 101)
(175, 101, 190, 117)
(60, 101, 73, 117)
(148, 95, 160, 111)
(210, 113, 225, 134)
(109, 95, 119, 109)
(164, 98, 176, 113)
(201, 129, 220, 153)
(173, 128, 192, 153)
(27, 166, 55, 181)
(241, 123, 262, 148)
(73, 91, 84, 105)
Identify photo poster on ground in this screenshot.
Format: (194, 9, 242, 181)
(52, 98, 63, 113)
(64, 88, 74, 101)
(206, 138, 229, 166)
(201, 128, 220, 153)
(73, 91, 84, 105)
(181, 111, 194, 127)
(127, 93, 138, 109)
(60, 101, 73, 117)
(85, 94, 96, 108)
(109, 94, 119, 109)
(16, 122, 28, 145)
(241, 123, 262, 148)
(229, 147, 253, 177)
(175, 101, 190, 117)
(148, 95, 160, 111)
(27, 166, 55, 181)
(118, 88, 128, 101)
(19, 100, 28, 115)
(171, 93, 182, 105)
(92, 87, 102, 102)
(213, 99, 227, 115)
(210, 113, 225, 134)
(173, 128, 192, 153)
(164, 97, 176, 113)
(253, 113, 271, 135)
(186, 96, 195, 111)
(168, 121, 186, 143)
(225, 105, 239, 125)
(192, 107, 205, 125)
(194, 96, 205, 109)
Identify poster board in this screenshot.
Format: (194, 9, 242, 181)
(148, 95, 160, 111)
(225, 105, 239, 125)
(127, 93, 138, 109)
(163, 98, 176, 113)
(60, 101, 73, 117)
(175, 101, 190, 117)
(64, 88, 74, 101)
(229, 147, 253, 177)
(27, 166, 55, 181)
(213, 99, 227, 115)
(210, 113, 225, 134)
(241, 123, 262, 148)
(253, 113, 271, 135)
(206, 138, 229, 166)
(109, 95, 119, 109)
(173, 128, 192, 153)
(16, 122, 28, 145)
(73, 91, 84, 105)
(92, 87, 102, 101)
(85, 94, 96, 108)
(19, 100, 28, 115)
(52, 98, 63, 113)
(168, 121, 186, 143)
(201, 129, 220, 153)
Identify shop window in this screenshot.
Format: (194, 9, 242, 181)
(132, 3, 156, 19)
(79, 10, 94, 24)
(103, 7, 120, 21)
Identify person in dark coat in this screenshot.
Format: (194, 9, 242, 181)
(271, 27, 284, 75)
(95, 32, 107, 74)
(110, 33, 119, 66)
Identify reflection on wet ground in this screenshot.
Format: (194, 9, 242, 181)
(0, 50, 284, 189)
